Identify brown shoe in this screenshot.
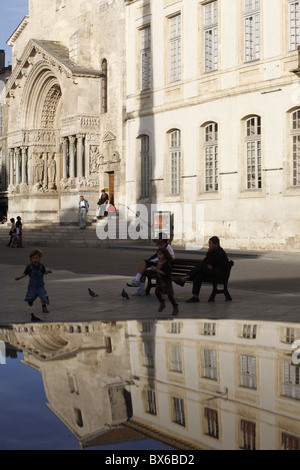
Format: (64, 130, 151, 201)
(42, 305, 49, 313)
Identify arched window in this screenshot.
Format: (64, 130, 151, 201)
(204, 122, 218, 191)
(101, 59, 107, 113)
(140, 135, 149, 197)
(245, 115, 262, 189)
(170, 129, 181, 195)
(291, 109, 300, 186)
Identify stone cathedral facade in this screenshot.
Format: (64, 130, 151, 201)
(2, 0, 300, 251)
(1, 0, 126, 224)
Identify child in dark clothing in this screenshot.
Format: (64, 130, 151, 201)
(151, 247, 178, 316)
(15, 249, 52, 313)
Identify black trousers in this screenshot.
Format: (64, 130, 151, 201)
(188, 262, 224, 296)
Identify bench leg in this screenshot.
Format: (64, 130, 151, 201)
(208, 284, 218, 302)
(224, 284, 232, 301)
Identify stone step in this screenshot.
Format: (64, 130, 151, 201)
(0, 221, 151, 248)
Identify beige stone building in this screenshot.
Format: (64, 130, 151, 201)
(125, 0, 300, 251)
(2, 0, 300, 250)
(2, 0, 126, 224)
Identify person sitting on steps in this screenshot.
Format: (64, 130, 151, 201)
(174, 236, 229, 303)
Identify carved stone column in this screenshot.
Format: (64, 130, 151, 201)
(9, 149, 14, 185)
(76, 134, 84, 177)
(62, 138, 68, 178)
(69, 136, 76, 178)
(15, 148, 20, 184)
(21, 147, 27, 184)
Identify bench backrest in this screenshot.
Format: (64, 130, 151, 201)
(171, 258, 234, 281)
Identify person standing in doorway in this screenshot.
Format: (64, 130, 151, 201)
(78, 195, 89, 229)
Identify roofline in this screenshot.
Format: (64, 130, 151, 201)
(7, 16, 30, 46)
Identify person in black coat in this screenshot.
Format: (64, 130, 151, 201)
(174, 236, 229, 303)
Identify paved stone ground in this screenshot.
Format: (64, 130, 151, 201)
(1, 243, 299, 325)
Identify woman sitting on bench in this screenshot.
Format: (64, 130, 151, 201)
(174, 236, 229, 303)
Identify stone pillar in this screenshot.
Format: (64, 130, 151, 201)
(77, 134, 84, 177)
(69, 136, 76, 178)
(9, 149, 14, 185)
(62, 138, 68, 178)
(15, 148, 20, 184)
(21, 147, 27, 184)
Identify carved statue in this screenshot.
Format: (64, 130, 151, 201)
(47, 154, 56, 189)
(35, 154, 44, 186)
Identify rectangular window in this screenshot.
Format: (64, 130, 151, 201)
(170, 14, 181, 82)
(282, 432, 300, 450)
(242, 324, 257, 339)
(146, 389, 157, 415)
(205, 408, 219, 439)
(240, 355, 257, 389)
(283, 363, 300, 399)
(140, 135, 149, 197)
(170, 130, 181, 195)
(289, 0, 300, 50)
(204, 123, 218, 191)
(143, 341, 154, 368)
(246, 116, 262, 189)
(141, 26, 151, 90)
(292, 110, 300, 186)
(172, 397, 185, 426)
(170, 344, 182, 372)
(244, 0, 260, 62)
(203, 349, 217, 380)
(241, 419, 256, 450)
(204, 2, 218, 72)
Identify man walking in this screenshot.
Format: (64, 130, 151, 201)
(78, 195, 89, 229)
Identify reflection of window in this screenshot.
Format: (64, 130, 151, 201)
(245, 116, 262, 189)
(244, 0, 260, 62)
(289, 0, 300, 51)
(203, 322, 216, 336)
(170, 322, 181, 334)
(291, 109, 300, 186)
(283, 363, 300, 399)
(242, 324, 257, 339)
(284, 327, 300, 343)
(172, 397, 185, 426)
(143, 341, 154, 367)
(140, 135, 149, 197)
(240, 354, 257, 388)
(74, 408, 83, 427)
(170, 344, 182, 372)
(205, 408, 219, 439)
(203, 349, 217, 380)
(101, 59, 107, 113)
(204, 123, 218, 191)
(204, 1, 218, 72)
(170, 129, 181, 195)
(141, 26, 151, 90)
(282, 432, 300, 450)
(241, 419, 256, 450)
(146, 389, 157, 415)
(170, 14, 181, 82)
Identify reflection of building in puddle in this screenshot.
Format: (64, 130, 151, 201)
(0, 321, 136, 447)
(127, 319, 300, 450)
(0, 319, 300, 450)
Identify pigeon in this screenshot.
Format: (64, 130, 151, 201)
(121, 288, 129, 300)
(88, 288, 98, 298)
(31, 313, 43, 322)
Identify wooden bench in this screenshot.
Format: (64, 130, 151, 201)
(145, 258, 234, 302)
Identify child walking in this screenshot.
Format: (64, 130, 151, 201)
(15, 249, 52, 313)
(151, 247, 179, 316)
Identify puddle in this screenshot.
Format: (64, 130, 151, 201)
(0, 318, 299, 450)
